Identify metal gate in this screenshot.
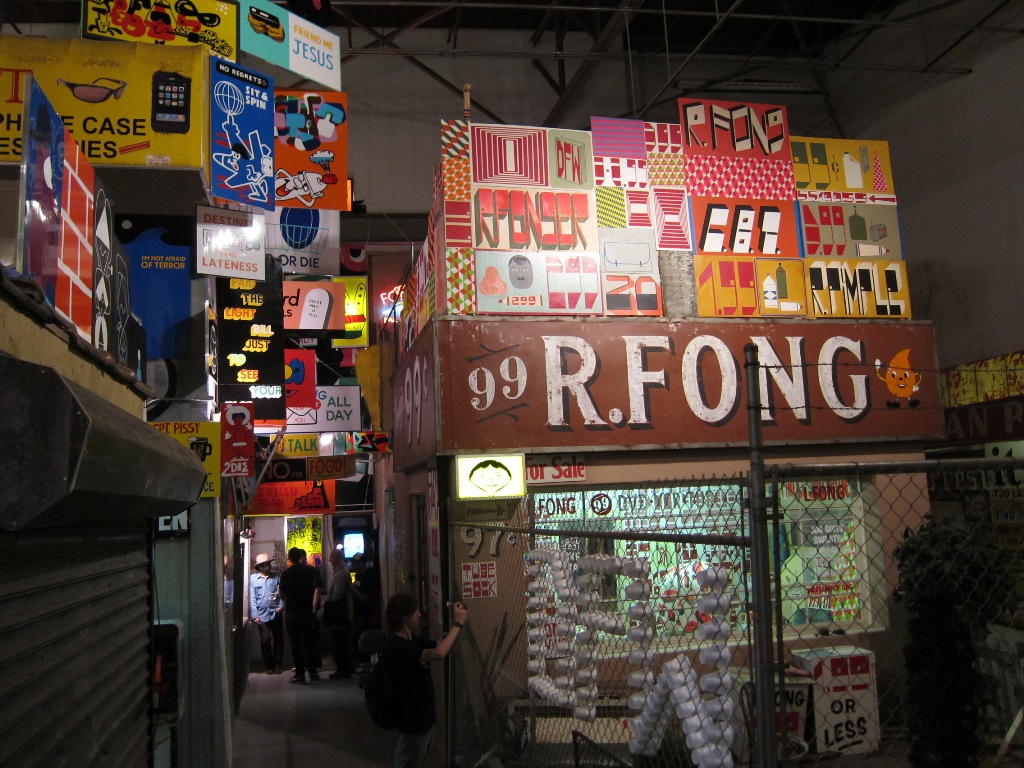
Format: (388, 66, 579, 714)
(0, 528, 153, 768)
(443, 456, 1024, 768)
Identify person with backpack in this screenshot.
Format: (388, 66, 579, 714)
(380, 593, 468, 768)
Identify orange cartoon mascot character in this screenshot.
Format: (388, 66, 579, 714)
(875, 348, 922, 409)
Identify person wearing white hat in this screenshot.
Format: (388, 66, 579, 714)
(249, 552, 284, 674)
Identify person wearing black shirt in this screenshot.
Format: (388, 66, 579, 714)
(278, 547, 321, 684)
(382, 593, 468, 768)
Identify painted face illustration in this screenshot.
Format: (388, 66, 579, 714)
(468, 460, 513, 495)
(508, 255, 534, 289)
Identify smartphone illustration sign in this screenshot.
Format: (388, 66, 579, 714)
(152, 71, 192, 134)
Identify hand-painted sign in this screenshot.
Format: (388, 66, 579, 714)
(799, 201, 903, 261)
(241, 0, 341, 91)
(420, 318, 943, 457)
(151, 421, 221, 497)
(274, 89, 349, 211)
(220, 401, 255, 478)
(474, 250, 603, 315)
(694, 255, 808, 318)
(472, 186, 598, 252)
(266, 208, 341, 274)
(791, 136, 896, 197)
(598, 227, 663, 317)
(210, 58, 275, 210)
(215, 274, 285, 419)
(0, 36, 206, 166)
(196, 205, 266, 280)
(81, 0, 239, 59)
(690, 196, 801, 258)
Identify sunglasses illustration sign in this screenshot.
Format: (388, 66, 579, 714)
(0, 36, 207, 167)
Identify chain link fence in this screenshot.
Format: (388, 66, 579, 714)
(444, 459, 1024, 768)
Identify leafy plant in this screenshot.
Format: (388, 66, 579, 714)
(894, 516, 1013, 768)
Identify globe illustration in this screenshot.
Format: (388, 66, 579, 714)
(280, 208, 319, 250)
(213, 80, 244, 116)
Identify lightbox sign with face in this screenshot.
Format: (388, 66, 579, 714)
(456, 455, 526, 499)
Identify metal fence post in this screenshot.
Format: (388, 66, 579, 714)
(744, 343, 778, 767)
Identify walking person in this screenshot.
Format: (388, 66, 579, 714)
(323, 549, 355, 679)
(383, 593, 469, 768)
(279, 547, 321, 683)
(350, 552, 380, 669)
(248, 552, 283, 674)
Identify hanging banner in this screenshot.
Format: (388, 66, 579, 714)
(19, 78, 98, 343)
(81, 0, 239, 60)
(285, 348, 318, 409)
(209, 57, 275, 210)
(266, 208, 341, 275)
(151, 421, 221, 497)
(92, 183, 141, 375)
(18, 78, 66, 310)
(195, 205, 266, 280)
(273, 89, 349, 211)
(346, 431, 391, 454)
(248, 480, 336, 514)
(0, 36, 207, 167)
(220, 401, 255, 478)
(282, 278, 368, 342)
(118, 213, 193, 360)
(286, 385, 361, 431)
(241, 0, 341, 91)
(215, 272, 286, 420)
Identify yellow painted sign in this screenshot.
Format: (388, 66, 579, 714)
(791, 136, 896, 197)
(0, 36, 207, 167)
(276, 432, 322, 456)
(456, 454, 526, 499)
(81, 0, 239, 61)
(150, 421, 221, 497)
(695, 254, 910, 320)
(805, 257, 911, 319)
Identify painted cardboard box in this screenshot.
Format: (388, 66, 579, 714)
(791, 646, 880, 755)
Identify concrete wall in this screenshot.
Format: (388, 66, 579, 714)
(829, 30, 1024, 370)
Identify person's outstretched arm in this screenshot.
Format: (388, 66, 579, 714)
(422, 602, 469, 663)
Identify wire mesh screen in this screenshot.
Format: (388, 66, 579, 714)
(447, 476, 755, 768)
(444, 459, 1024, 768)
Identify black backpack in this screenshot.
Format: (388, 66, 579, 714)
(364, 654, 397, 730)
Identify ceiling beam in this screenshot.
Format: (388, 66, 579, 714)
(542, 0, 644, 126)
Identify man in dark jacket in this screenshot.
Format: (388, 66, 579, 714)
(279, 546, 321, 683)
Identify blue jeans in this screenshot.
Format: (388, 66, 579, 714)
(395, 727, 434, 768)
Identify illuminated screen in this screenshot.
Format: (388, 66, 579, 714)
(342, 532, 365, 559)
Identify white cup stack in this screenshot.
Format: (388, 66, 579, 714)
(689, 564, 737, 764)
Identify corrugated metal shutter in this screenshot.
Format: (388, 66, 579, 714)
(0, 528, 152, 768)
